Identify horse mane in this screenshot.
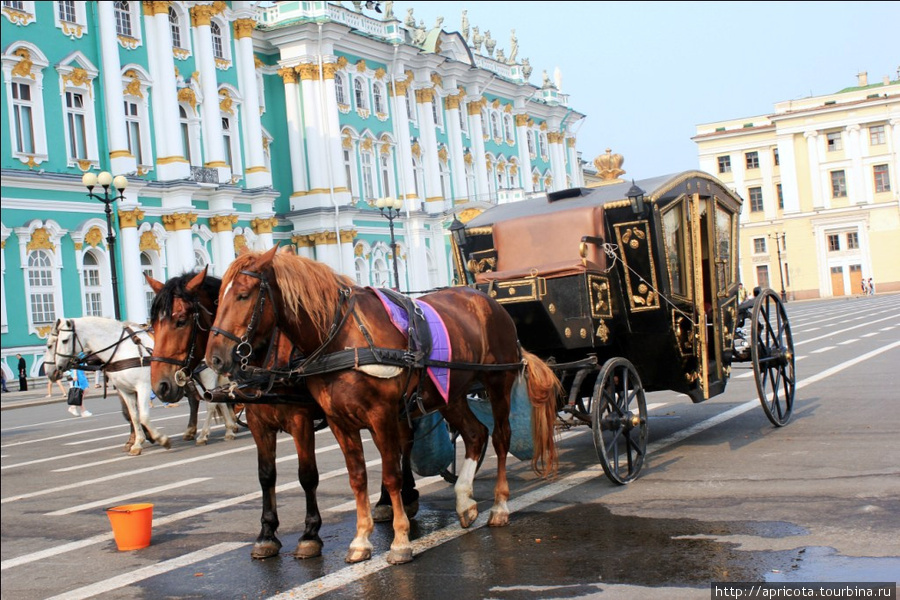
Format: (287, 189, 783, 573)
(150, 271, 222, 321)
(222, 251, 354, 339)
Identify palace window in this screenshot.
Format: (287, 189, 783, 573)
(179, 105, 193, 164)
(753, 237, 767, 254)
(717, 155, 731, 173)
(504, 114, 514, 141)
(211, 21, 224, 59)
(11, 82, 35, 154)
(755, 265, 769, 289)
(826, 131, 842, 152)
(773, 148, 779, 166)
(869, 124, 885, 146)
(360, 149, 375, 201)
(57, 0, 75, 23)
(847, 231, 859, 250)
(335, 72, 346, 105)
(459, 102, 467, 134)
(3, 1, 25, 10)
(874, 164, 890, 193)
(82, 251, 103, 317)
(539, 132, 548, 159)
(343, 148, 355, 197)
(432, 97, 443, 128)
(27, 250, 57, 325)
(354, 78, 368, 111)
(827, 234, 840, 252)
(124, 99, 145, 165)
(168, 6, 182, 48)
(114, 1, 132, 36)
(830, 170, 847, 197)
(777, 184, 784, 209)
(490, 112, 501, 140)
(527, 130, 535, 156)
(66, 91, 88, 160)
(406, 87, 415, 122)
(745, 151, 759, 169)
(380, 153, 392, 198)
(748, 187, 763, 212)
(222, 116, 234, 166)
(141, 252, 155, 316)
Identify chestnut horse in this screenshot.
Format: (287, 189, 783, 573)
(148, 267, 419, 559)
(206, 246, 559, 565)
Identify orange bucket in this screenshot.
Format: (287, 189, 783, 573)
(106, 503, 154, 551)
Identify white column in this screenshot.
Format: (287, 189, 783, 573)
(846, 124, 866, 204)
(566, 137, 582, 188)
(97, 2, 136, 176)
(414, 86, 443, 213)
(299, 64, 329, 194)
(250, 217, 277, 251)
(234, 17, 270, 189)
(162, 212, 197, 276)
(467, 98, 490, 200)
(279, 68, 309, 209)
(777, 134, 801, 213)
(516, 114, 534, 192)
(391, 78, 417, 203)
(209, 215, 237, 277)
(190, 4, 229, 182)
(548, 132, 566, 191)
(117, 205, 145, 323)
(151, 2, 189, 180)
(322, 61, 349, 201)
(445, 94, 467, 203)
(805, 131, 824, 209)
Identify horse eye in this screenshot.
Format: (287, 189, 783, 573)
(237, 292, 249, 301)
(175, 319, 187, 328)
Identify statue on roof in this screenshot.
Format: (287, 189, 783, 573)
(508, 29, 518, 64)
(496, 48, 506, 63)
(522, 57, 532, 80)
(434, 16, 444, 30)
(352, 1, 362, 12)
(384, 1, 393, 19)
(542, 70, 553, 89)
(484, 30, 496, 58)
(404, 7, 415, 28)
(412, 20, 427, 46)
(471, 26, 483, 53)
(461, 10, 469, 42)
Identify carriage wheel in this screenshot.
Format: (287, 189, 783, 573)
(750, 289, 795, 427)
(591, 357, 648, 485)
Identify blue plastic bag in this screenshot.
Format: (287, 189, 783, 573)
(409, 411, 454, 477)
(466, 373, 533, 461)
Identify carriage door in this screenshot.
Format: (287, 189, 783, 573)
(687, 193, 724, 400)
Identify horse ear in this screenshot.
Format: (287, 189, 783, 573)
(258, 244, 280, 268)
(185, 265, 208, 294)
(145, 273, 166, 295)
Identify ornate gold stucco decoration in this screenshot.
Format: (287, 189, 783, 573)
(219, 88, 234, 115)
(118, 208, 145, 228)
(162, 213, 197, 231)
(124, 70, 143, 97)
(209, 214, 239, 232)
(233, 18, 255, 39)
(12, 48, 35, 79)
(177, 87, 197, 110)
(356, 59, 367, 73)
(277, 67, 298, 84)
(233, 235, 247, 253)
(85, 227, 103, 248)
(27, 228, 54, 252)
(250, 216, 279, 235)
(3, 6, 34, 26)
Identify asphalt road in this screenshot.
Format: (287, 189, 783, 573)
(2, 294, 899, 600)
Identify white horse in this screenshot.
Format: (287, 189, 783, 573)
(50, 317, 237, 453)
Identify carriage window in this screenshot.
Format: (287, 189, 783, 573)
(661, 201, 690, 298)
(715, 205, 735, 291)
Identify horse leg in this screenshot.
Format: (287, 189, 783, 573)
(331, 426, 375, 563)
(135, 388, 171, 450)
(196, 402, 212, 445)
(290, 412, 323, 559)
(221, 403, 238, 441)
(248, 411, 282, 559)
(120, 399, 137, 452)
(184, 395, 199, 441)
(484, 376, 513, 527)
(374, 423, 419, 522)
(441, 399, 491, 528)
(120, 392, 147, 456)
(369, 416, 412, 565)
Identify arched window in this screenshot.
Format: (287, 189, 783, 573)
(82, 251, 103, 317)
(459, 102, 468, 133)
(335, 73, 346, 105)
(504, 114, 514, 141)
(114, 1, 133, 37)
(179, 105, 193, 164)
(141, 252, 154, 316)
(168, 6, 182, 49)
(527, 130, 535, 156)
(406, 87, 416, 122)
(380, 152, 392, 198)
(432, 99, 443, 128)
(353, 78, 368, 110)
(27, 250, 56, 325)
(210, 21, 224, 59)
(221, 115, 234, 166)
(372, 256, 388, 288)
(373, 82, 385, 114)
(354, 257, 369, 286)
(360, 149, 375, 201)
(194, 250, 207, 269)
(490, 112, 501, 140)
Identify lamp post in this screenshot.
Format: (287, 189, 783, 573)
(768, 232, 787, 302)
(376, 196, 403, 290)
(82, 171, 127, 320)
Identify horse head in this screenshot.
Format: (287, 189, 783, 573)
(148, 266, 221, 402)
(43, 319, 63, 382)
(53, 317, 82, 373)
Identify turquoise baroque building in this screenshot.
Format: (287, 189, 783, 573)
(0, 1, 585, 380)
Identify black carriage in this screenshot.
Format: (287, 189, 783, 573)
(451, 171, 795, 484)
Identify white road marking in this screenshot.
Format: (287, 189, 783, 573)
(838, 339, 858, 345)
(811, 346, 834, 353)
(45, 478, 212, 516)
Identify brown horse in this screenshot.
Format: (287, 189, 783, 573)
(206, 246, 559, 565)
(147, 267, 326, 559)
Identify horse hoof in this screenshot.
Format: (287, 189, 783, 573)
(372, 505, 393, 523)
(195, 439, 208, 446)
(345, 547, 372, 563)
(404, 500, 419, 519)
(458, 505, 478, 529)
(183, 433, 196, 441)
(488, 510, 509, 527)
(160, 437, 172, 450)
(387, 548, 413, 565)
(224, 433, 236, 441)
(293, 540, 323, 559)
(128, 447, 143, 456)
(251, 540, 281, 559)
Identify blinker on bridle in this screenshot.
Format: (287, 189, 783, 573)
(211, 269, 271, 371)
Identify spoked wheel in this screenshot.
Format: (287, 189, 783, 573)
(750, 289, 795, 426)
(591, 357, 648, 485)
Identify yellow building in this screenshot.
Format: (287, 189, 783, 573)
(693, 72, 899, 299)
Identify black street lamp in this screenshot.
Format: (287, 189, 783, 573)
(82, 171, 127, 320)
(375, 196, 403, 291)
(768, 231, 788, 302)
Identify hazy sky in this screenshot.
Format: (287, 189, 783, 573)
(400, 1, 899, 179)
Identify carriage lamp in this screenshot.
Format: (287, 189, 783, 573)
(375, 197, 403, 291)
(83, 171, 128, 320)
(627, 180, 646, 216)
(449, 217, 469, 284)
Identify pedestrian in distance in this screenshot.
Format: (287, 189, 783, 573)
(868, 277, 875, 295)
(1, 370, 9, 393)
(46, 376, 67, 398)
(861, 278, 868, 296)
(16, 354, 28, 391)
(738, 283, 748, 302)
(67, 369, 92, 417)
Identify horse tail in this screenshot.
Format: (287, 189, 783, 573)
(522, 349, 560, 478)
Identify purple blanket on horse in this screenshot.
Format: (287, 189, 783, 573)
(371, 288, 451, 402)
